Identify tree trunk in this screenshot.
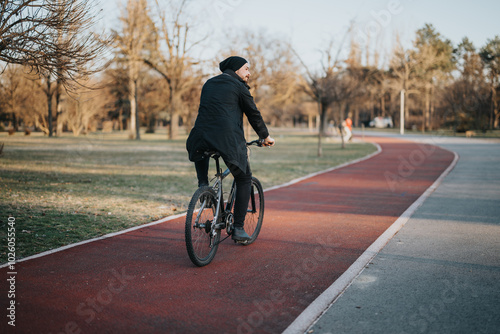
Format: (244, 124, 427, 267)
(55, 51, 63, 136)
(308, 114, 314, 132)
(317, 99, 323, 157)
(134, 80, 140, 140)
(46, 76, 54, 137)
(319, 104, 328, 136)
(119, 108, 124, 131)
(430, 85, 435, 131)
(339, 124, 345, 149)
(423, 83, 431, 132)
(12, 113, 19, 131)
(56, 105, 64, 135)
(492, 84, 499, 129)
(169, 90, 179, 140)
(129, 77, 138, 139)
(168, 87, 179, 140)
(56, 83, 64, 136)
(170, 112, 179, 140)
(339, 102, 346, 124)
(380, 94, 386, 117)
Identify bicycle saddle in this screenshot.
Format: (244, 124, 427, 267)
(203, 150, 220, 159)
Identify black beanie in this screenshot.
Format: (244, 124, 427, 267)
(219, 56, 248, 72)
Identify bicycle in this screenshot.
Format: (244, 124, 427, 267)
(185, 140, 265, 267)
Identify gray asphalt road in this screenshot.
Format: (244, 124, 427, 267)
(306, 135, 500, 334)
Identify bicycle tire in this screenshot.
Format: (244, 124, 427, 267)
(185, 186, 220, 266)
(242, 177, 264, 245)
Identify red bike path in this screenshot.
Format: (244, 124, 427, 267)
(1, 137, 455, 334)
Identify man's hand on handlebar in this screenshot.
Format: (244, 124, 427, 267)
(262, 136, 275, 147)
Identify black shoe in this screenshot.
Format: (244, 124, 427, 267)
(232, 227, 251, 241)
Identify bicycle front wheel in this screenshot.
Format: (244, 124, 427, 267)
(185, 186, 220, 266)
(243, 177, 264, 245)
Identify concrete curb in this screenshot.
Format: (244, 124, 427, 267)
(282, 148, 459, 334)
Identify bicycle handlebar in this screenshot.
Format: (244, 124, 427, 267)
(246, 139, 264, 147)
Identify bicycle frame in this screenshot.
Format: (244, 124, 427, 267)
(204, 139, 263, 238)
(209, 155, 236, 234)
(185, 139, 265, 266)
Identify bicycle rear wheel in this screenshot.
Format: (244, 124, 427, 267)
(185, 186, 220, 266)
(242, 177, 264, 245)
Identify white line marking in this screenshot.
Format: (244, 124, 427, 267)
(0, 213, 186, 268)
(264, 143, 382, 193)
(282, 148, 460, 334)
(1, 143, 382, 268)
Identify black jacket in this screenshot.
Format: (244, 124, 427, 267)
(186, 70, 269, 172)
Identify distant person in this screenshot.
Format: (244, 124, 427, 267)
(343, 117, 353, 142)
(186, 56, 275, 242)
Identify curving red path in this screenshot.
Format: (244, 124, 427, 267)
(1, 137, 455, 334)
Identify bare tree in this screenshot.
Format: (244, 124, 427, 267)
(293, 44, 336, 156)
(0, 64, 47, 132)
(139, 74, 167, 133)
(63, 80, 106, 136)
(223, 29, 300, 128)
(20, 74, 50, 133)
(113, 0, 155, 140)
(388, 38, 420, 128)
(293, 30, 353, 155)
(265, 48, 301, 126)
(101, 64, 130, 131)
(0, 65, 25, 131)
(411, 24, 455, 131)
(1, 0, 108, 83)
(144, 0, 205, 140)
(1, 0, 110, 137)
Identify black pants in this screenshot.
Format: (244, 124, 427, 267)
(195, 157, 252, 228)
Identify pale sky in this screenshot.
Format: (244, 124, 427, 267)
(101, 0, 500, 71)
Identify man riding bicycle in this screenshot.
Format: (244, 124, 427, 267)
(186, 56, 275, 242)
